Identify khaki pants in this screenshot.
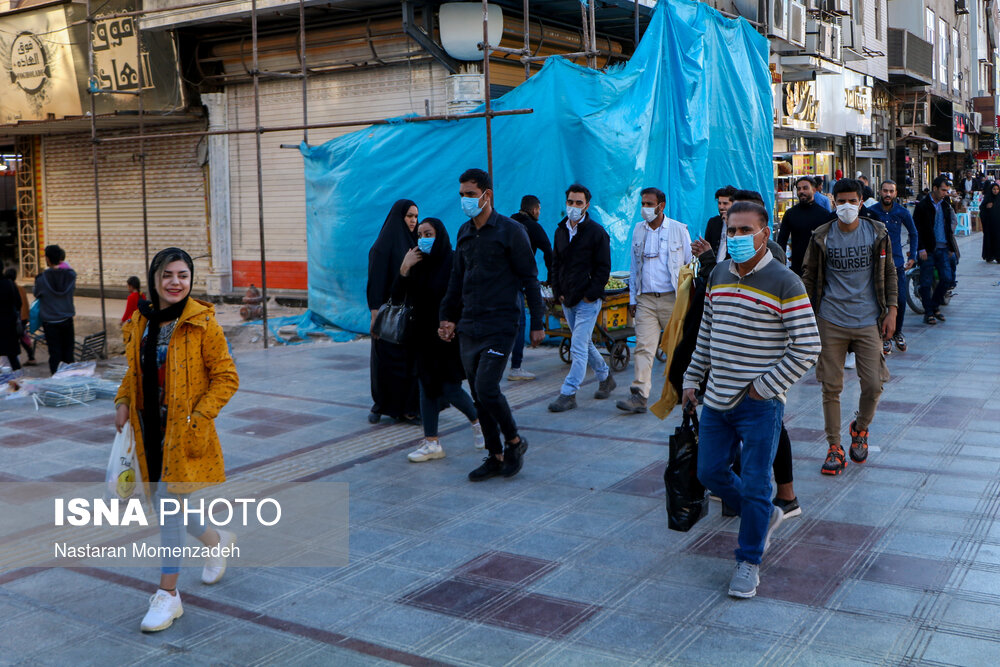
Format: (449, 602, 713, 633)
(814, 317, 890, 447)
(631, 292, 676, 399)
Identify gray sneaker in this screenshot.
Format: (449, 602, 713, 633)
(594, 373, 617, 399)
(763, 505, 785, 553)
(728, 561, 760, 599)
(615, 387, 647, 413)
(548, 394, 577, 412)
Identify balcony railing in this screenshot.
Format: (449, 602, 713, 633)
(887, 28, 933, 86)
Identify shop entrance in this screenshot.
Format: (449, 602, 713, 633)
(0, 147, 17, 274)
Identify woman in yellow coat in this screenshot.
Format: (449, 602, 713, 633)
(114, 247, 239, 633)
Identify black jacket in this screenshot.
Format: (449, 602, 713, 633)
(33, 267, 76, 323)
(510, 212, 554, 276)
(912, 195, 958, 256)
(551, 214, 611, 308)
(777, 201, 836, 276)
(440, 210, 544, 338)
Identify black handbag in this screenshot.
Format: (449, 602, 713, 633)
(664, 409, 708, 532)
(372, 300, 413, 345)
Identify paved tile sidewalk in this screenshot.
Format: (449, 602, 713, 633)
(2, 234, 999, 666)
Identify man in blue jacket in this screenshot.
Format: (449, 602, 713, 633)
(866, 180, 918, 353)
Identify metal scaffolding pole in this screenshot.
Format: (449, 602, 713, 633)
(136, 9, 150, 270)
(523, 0, 530, 80)
(86, 0, 109, 343)
(251, 0, 270, 348)
(299, 0, 308, 145)
(482, 0, 493, 176)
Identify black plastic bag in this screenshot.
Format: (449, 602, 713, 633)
(664, 410, 708, 531)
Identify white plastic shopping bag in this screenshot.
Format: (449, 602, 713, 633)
(104, 421, 145, 502)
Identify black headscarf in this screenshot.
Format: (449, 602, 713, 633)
(137, 247, 194, 482)
(409, 218, 453, 294)
(367, 199, 417, 310)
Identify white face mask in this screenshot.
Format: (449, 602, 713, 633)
(567, 206, 585, 223)
(836, 203, 860, 224)
(641, 206, 659, 223)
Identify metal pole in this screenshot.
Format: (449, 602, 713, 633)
(135, 10, 149, 269)
(94, 108, 534, 144)
(299, 0, 308, 145)
(523, 0, 530, 80)
(86, 0, 108, 340)
(252, 0, 269, 348)
(634, 0, 639, 48)
(588, 0, 597, 69)
(482, 0, 493, 176)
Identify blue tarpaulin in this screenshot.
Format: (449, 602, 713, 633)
(301, 0, 772, 335)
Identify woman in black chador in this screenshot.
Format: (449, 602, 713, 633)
(981, 182, 1000, 263)
(366, 199, 420, 424)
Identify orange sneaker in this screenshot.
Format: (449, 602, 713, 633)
(821, 444, 847, 475)
(849, 420, 869, 463)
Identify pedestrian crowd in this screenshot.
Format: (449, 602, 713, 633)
(365, 166, 987, 601)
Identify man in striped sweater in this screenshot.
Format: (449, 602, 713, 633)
(682, 201, 821, 599)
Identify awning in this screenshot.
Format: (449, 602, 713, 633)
(899, 132, 950, 153)
(0, 112, 204, 136)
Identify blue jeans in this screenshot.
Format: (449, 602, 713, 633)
(894, 266, 907, 335)
(697, 394, 784, 565)
(919, 248, 955, 314)
(155, 484, 209, 575)
(511, 293, 526, 369)
(560, 299, 609, 396)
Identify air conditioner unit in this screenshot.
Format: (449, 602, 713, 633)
(825, 0, 850, 15)
(805, 20, 828, 56)
(837, 17, 857, 50)
(788, 2, 807, 48)
(829, 24, 842, 61)
(971, 112, 982, 132)
(805, 0, 822, 12)
(955, 0, 970, 15)
(769, 0, 789, 42)
(898, 102, 931, 126)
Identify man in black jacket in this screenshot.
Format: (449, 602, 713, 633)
(440, 169, 544, 481)
(508, 195, 554, 381)
(912, 175, 957, 325)
(547, 184, 615, 412)
(776, 177, 836, 276)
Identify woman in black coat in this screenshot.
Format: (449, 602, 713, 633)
(391, 218, 483, 461)
(0, 265, 22, 371)
(981, 183, 1000, 262)
(366, 199, 420, 424)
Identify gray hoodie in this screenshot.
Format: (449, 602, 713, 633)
(33, 268, 76, 323)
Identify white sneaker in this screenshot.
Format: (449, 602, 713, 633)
(763, 505, 785, 554)
(202, 529, 236, 585)
(472, 422, 485, 449)
(407, 439, 445, 462)
(844, 352, 856, 369)
(507, 367, 536, 381)
(140, 589, 183, 632)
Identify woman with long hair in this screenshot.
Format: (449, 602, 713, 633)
(366, 199, 420, 424)
(114, 247, 239, 632)
(391, 218, 484, 460)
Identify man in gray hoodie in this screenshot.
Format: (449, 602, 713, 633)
(33, 245, 76, 374)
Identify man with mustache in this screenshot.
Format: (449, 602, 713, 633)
(777, 177, 836, 277)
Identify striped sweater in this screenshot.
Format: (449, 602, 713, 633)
(683, 251, 821, 411)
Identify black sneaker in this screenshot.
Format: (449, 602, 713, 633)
(772, 496, 802, 519)
(821, 444, 847, 475)
(933, 310, 946, 322)
(882, 339, 892, 356)
(594, 373, 617, 399)
(501, 437, 529, 478)
(722, 500, 738, 517)
(892, 333, 907, 352)
(547, 394, 577, 412)
(468, 456, 504, 482)
(848, 420, 869, 464)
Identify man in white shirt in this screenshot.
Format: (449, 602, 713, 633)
(617, 187, 692, 413)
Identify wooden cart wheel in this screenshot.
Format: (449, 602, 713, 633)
(610, 341, 630, 372)
(559, 338, 572, 364)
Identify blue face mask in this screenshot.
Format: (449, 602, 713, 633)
(417, 237, 435, 254)
(727, 228, 764, 263)
(461, 196, 483, 218)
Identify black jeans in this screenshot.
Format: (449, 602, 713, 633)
(42, 319, 75, 375)
(895, 266, 907, 335)
(511, 293, 526, 369)
(419, 380, 477, 438)
(459, 333, 518, 455)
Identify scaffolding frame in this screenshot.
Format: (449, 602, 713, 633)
(75, 0, 642, 349)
